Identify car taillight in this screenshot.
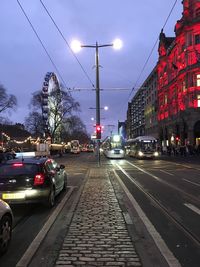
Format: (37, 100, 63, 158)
(34, 174, 45, 185)
(12, 163, 23, 167)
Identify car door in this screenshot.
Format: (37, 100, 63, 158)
(50, 160, 64, 193)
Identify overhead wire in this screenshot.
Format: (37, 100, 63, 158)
(39, 0, 95, 88)
(128, 0, 178, 100)
(16, 0, 69, 91)
(120, 0, 179, 113)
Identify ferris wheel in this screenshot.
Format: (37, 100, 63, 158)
(41, 72, 61, 138)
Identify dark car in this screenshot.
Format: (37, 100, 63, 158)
(0, 157, 67, 207)
(0, 199, 13, 255)
(0, 152, 16, 163)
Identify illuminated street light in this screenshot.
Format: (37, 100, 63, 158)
(71, 39, 122, 166)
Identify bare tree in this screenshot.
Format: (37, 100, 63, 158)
(0, 84, 17, 114)
(28, 87, 81, 142)
(24, 112, 44, 137)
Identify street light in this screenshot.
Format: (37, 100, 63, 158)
(71, 38, 122, 166)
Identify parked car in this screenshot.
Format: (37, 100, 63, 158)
(0, 199, 13, 255)
(0, 157, 67, 207)
(0, 152, 16, 163)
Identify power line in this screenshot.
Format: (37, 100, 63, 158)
(119, 0, 179, 119)
(16, 0, 69, 91)
(128, 0, 178, 101)
(39, 0, 95, 88)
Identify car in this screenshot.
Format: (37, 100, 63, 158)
(86, 144, 94, 152)
(0, 199, 13, 255)
(0, 152, 16, 164)
(0, 157, 67, 208)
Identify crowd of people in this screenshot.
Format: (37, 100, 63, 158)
(161, 144, 200, 156)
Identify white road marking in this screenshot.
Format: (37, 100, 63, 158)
(113, 166, 181, 267)
(160, 170, 174, 176)
(184, 203, 200, 216)
(183, 179, 200, 187)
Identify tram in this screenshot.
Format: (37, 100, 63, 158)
(101, 134, 125, 159)
(127, 136, 159, 159)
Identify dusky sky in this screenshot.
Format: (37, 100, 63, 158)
(0, 0, 183, 137)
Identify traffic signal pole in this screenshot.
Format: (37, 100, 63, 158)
(95, 42, 101, 167)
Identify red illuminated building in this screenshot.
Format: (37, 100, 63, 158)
(157, 0, 200, 147)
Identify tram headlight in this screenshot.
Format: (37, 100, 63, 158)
(154, 151, 159, 157)
(138, 151, 144, 157)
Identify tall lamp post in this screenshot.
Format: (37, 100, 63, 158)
(71, 39, 122, 166)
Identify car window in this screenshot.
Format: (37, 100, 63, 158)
(0, 163, 38, 176)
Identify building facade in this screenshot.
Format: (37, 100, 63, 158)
(157, 0, 200, 148)
(126, 0, 200, 149)
(126, 87, 145, 139)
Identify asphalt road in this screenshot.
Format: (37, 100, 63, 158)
(110, 156, 200, 267)
(0, 152, 199, 267)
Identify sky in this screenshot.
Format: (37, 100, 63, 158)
(0, 0, 183, 138)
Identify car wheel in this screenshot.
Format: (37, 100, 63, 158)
(0, 215, 12, 255)
(46, 187, 55, 208)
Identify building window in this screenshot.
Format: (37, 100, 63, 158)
(197, 74, 200, 87)
(195, 34, 200, 45)
(196, 8, 200, 18)
(198, 95, 200, 107)
(164, 94, 168, 104)
(186, 32, 193, 46)
(182, 80, 186, 91)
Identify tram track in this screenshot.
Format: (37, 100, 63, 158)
(114, 162, 200, 249)
(126, 160, 200, 206)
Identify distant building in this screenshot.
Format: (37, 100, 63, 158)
(126, 87, 145, 139)
(118, 121, 126, 139)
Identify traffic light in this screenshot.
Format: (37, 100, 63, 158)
(176, 136, 180, 142)
(96, 124, 102, 139)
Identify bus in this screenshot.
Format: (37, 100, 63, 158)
(70, 140, 80, 154)
(127, 136, 159, 159)
(101, 134, 125, 159)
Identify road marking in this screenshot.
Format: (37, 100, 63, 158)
(113, 167, 181, 267)
(184, 203, 200, 216)
(16, 186, 74, 267)
(183, 179, 200, 187)
(123, 160, 200, 211)
(160, 170, 174, 176)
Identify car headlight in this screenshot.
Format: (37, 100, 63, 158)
(119, 149, 124, 153)
(154, 151, 159, 157)
(138, 151, 144, 156)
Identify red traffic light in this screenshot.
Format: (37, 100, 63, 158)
(96, 124, 102, 139)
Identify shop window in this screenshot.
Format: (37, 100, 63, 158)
(195, 34, 200, 45)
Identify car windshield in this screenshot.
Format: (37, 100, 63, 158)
(0, 163, 38, 176)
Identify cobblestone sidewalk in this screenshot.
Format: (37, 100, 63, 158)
(55, 168, 142, 267)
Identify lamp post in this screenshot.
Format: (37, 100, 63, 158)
(71, 39, 122, 166)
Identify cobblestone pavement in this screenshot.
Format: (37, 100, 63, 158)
(55, 168, 142, 267)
